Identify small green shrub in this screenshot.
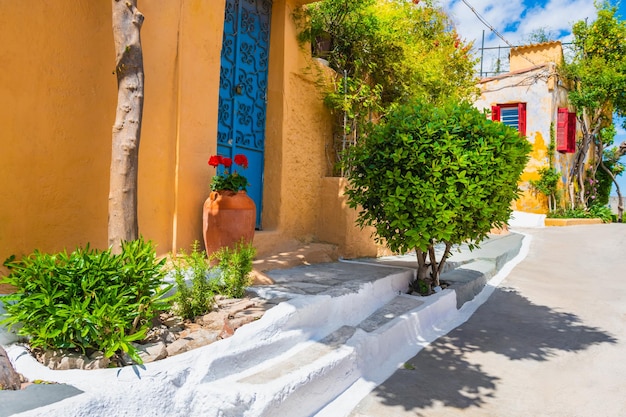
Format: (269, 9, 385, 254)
(211, 241, 256, 299)
(547, 205, 613, 223)
(529, 167, 560, 211)
(170, 242, 216, 320)
(547, 208, 589, 219)
(169, 241, 256, 320)
(589, 204, 614, 223)
(0, 238, 170, 364)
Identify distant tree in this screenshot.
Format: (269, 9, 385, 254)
(562, 1, 626, 220)
(524, 27, 557, 44)
(109, 0, 145, 252)
(343, 100, 530, 293)
(594, 125, 625, 207)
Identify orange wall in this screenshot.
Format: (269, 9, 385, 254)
(0, 0, 350, 272)
(0, 2, 114, 266)
(0, 1, 226, 268)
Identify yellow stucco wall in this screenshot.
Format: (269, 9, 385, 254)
(0, 1, 227, 269)
(264, 0, 334, 241)
(476, 63, 573, 214)
(509, 41, 564, 71)
(0, 0, 352, 273)
(317, 178, 389, 258)
(0, 2, 114, 268)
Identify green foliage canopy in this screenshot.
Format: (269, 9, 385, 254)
(304, 0, 478, 108)
(561, 1, 626, 214)
(343, 100, 531, 289)
(0, 239, 170, 364)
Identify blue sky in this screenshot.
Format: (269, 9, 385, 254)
(441, 0, 626, 196)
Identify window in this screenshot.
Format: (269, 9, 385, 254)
(491, 103, 527, 137)
(557, 108, 576, 153)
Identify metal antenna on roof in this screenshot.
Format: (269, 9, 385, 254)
(480, 30, 485, 77)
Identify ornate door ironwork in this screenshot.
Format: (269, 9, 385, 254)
(218, 0, 272, 229)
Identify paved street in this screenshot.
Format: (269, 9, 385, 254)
(350, 224, 626, 417)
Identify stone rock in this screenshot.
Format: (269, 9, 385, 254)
(133, 341, 168, 363)
(161, 314, 184, 328)
(215, 298, 255, 311)
(0, 346, 21, 390)
(229, 308, 265, 330)
(16, 295, 273, 370)
(144, 326, 173, 344)
(38, 349, 110, 370)
(84, 352, 110, 370)
(199, 311, 229, 332)
(220, 318, 235, 339)
(166, 329, 219, 357)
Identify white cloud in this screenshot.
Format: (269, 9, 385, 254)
(439, 0, 597, 75)
(441, 0, 597, 47)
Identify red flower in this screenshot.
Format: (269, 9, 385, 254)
(234, 154, 248, 169)
(222, 157, 233, 168)
(208, 155, 221, 167)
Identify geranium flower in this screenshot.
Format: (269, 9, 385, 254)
(207, 153, 250, 192)
(208, 155, 221, 167)
(234, 154, 248, 169)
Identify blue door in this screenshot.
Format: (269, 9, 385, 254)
(218, 0, 272, 229)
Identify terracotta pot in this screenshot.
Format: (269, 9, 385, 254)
(203, 190, 256, 257)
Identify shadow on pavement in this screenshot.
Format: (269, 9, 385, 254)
(370, 287, 617, 414)
(0, 383, 83, 417)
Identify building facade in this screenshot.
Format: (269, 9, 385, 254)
(0, 0, 383, 275)
(474, 41, 580, 213)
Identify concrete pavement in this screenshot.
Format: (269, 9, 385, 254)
(349, 224, 626, 417)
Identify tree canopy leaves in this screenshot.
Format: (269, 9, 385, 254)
(343, 99, 530, 290)
(561, 1, 626, 216)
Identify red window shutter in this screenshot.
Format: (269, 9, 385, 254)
(566, 112, 576, 153)
(491, 105, 501, 121)
(557, 108, 568, 152)
(557, 108, 576, 153)
(517, 103, 527, 137)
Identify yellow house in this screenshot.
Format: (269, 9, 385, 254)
(0, 0, 382, 275)
(474, 41, 580, 213)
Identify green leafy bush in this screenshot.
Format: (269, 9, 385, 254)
(0, 238, 170, 364)
(170, 242, 216, 320)
(170, 241, 256, 320)
(589, 205, 614, 223)
(547, 206, 613, 223)
(343, 99, 531, 292)
(529, 166, 560, 211)
(211, 241, 256, 299)
(547, 208, 589, 219)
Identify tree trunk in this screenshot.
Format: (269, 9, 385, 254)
(570, 110, 603, 209)
(109, 0, 144, 254)
(598, 160, 624, 222)
(0, 346, 21, 390)
(413, 242, 451, 293)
